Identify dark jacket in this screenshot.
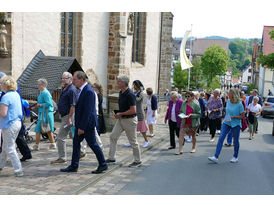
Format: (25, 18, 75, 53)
(75, 84, 97, 131)
(198, 98, 206, 118)
(151, 95, 158, 111)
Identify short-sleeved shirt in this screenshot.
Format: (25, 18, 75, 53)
(118, 88, 136, 113)
(57, 84, 77, 116)
(247, 103, 261, 117)
(0, 91, 23, 129)
(224, 100, 244, 128)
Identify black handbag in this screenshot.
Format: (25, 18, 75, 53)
(248, 111, 255, 124)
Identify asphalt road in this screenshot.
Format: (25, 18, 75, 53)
(118, 117, 274, 195)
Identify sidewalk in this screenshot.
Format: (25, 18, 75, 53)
(0, 121, 168, 195)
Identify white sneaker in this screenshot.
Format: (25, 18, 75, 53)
(209, 138, 215, 142)
(143, 141, 150, 148)
(124, 143, 131, 147)
(31, 144, 40, 151)
(186, 138, 192, 143)
(230, 157, 239, 163)
(208, 156, 218, 163)
(49, 143, 56, 150)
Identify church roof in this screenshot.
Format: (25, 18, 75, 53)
(17, 50, 83, 100)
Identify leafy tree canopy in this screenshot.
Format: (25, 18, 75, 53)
(201, 44, 229, 83)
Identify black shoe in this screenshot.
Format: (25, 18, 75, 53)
(168, 146, 175, 150)
(60, 166, 78, 173)
(91, 164, 108, 174)
(106, 159, 116, 163)
(224, 143, 231, 147)
(20, 155, 32, 162)
(128, 161, 142, 167)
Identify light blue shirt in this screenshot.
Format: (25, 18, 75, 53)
(0, 91, 23, 129)
(224, 100, 244, 128)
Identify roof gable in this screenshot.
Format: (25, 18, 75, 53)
(17, 50, 83, 100)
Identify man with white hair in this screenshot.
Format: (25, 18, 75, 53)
(106, 75, 142, 167)
(51, 72, 77, 164)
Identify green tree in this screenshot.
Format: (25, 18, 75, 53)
(201, 44, 229, 83)
(269, 30, 274, 40)
(207, 76, 221, 90)
(173, 61, 188, 90)
(190, 57, 206, 90)
(259, 29, 274, 69)
(173, 59, 205, 91)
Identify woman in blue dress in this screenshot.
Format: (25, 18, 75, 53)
(32, 78, 56, 151)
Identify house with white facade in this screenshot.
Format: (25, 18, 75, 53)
(242, 65, 252, 83)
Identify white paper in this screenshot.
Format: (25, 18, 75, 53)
(178, 113, 188, 119)
(224, 114, 231, 122)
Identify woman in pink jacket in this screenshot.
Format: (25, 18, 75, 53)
(164, 91, 183, 150)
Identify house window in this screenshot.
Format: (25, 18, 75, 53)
(175, 55, 178, 60)
(61, 12, 74, 57)
(248, 69, 251, 73)
(132, 12, 146, 65)
(248, 76, 251, 82)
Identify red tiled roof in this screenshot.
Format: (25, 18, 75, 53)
(262, 26, 274, 55)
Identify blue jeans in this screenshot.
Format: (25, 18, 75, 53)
(215, 123, 241, 158)
(226, 130, 232, 144)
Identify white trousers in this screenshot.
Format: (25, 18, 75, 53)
(0, 121, 22, 173)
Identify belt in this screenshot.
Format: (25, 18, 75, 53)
(121, 114, 136, 119)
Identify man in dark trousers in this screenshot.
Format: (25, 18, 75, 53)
(0, 72, 32, 161)
(60, 71, 107, 174)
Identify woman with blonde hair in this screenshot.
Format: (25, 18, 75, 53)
(208, 88, 245, 164)
(0, 76, 24, 176)
(32, 78, 56, 151)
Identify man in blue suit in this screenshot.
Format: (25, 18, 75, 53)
(60, 71, 107, 174)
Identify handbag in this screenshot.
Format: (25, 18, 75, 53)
(41, 105, 51, 133)
(248, 111, 254, 124)
(241, 118, 248, 132)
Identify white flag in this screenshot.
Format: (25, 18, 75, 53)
(180, 30, 193, 70)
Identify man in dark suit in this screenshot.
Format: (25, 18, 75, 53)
(60, 71, 107, 174)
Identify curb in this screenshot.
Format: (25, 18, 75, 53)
(69, 137, 165, 195)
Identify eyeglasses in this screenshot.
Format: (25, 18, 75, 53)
(61, 77, 70, 80)
(185, 96, 191, 98)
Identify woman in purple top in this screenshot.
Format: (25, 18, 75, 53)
(164, 91, 183, 149)
(207, 89, 223, 142)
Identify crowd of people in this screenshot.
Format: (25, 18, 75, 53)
(0, 70, 264, 177)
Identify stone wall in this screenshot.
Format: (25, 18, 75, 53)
(107, 12, 129, 95)
(158, 12, 173, 95)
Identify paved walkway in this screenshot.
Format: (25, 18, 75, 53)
(0, 120, 167, 195)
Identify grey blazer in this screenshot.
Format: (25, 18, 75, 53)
(135, 91, 145, 121)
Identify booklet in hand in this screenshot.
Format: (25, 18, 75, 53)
(178, 113, 188, 119)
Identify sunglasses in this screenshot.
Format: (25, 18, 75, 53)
(185, 95, 191, 98)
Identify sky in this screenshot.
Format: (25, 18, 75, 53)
(171, 0, 274, 39)
(3, 0, 274, 40)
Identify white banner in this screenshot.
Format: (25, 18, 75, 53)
(180, 30, 193, 70)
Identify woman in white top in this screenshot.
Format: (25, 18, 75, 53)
(146, 88, 158, 137)
(247, 96, 261, 140)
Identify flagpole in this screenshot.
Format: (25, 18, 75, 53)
(188, 24, 193, 91)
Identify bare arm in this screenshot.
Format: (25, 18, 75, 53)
(0, 104, 8, 118)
